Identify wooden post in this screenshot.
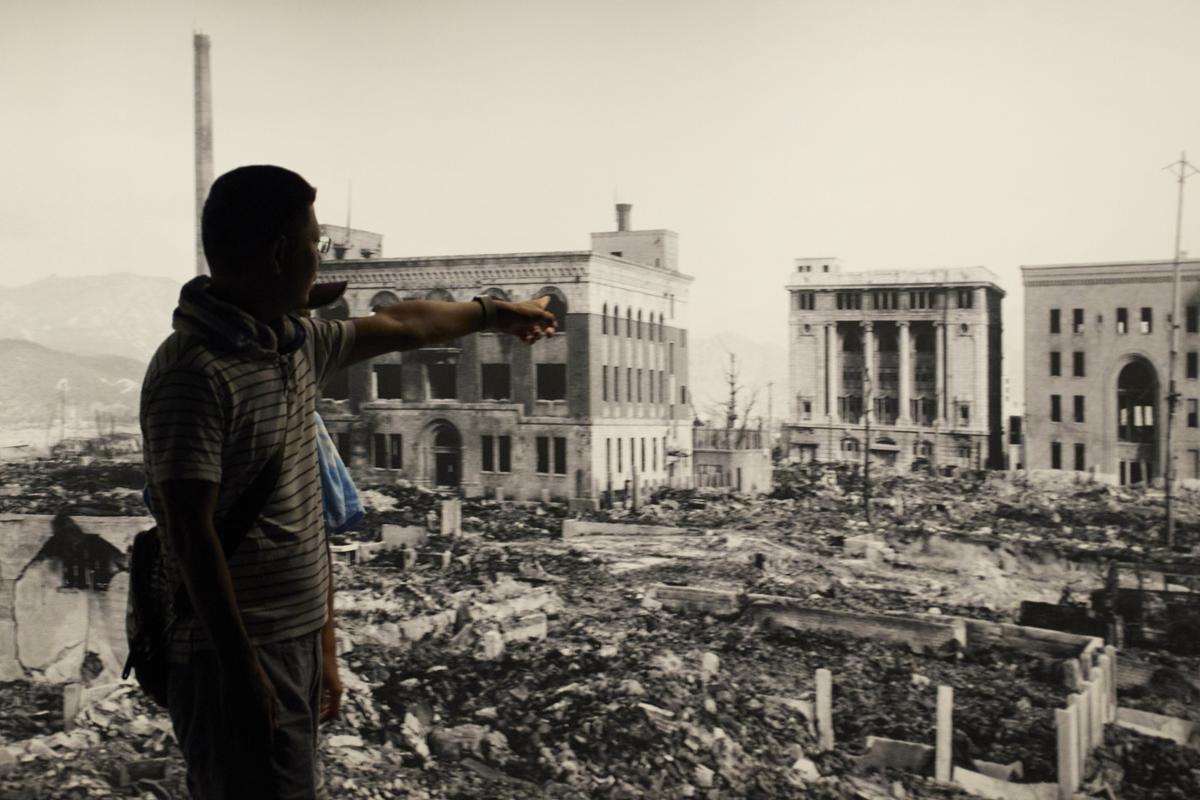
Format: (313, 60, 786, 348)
(816, 669, 834, 751)
(936, 685, 954, 782)
(1097, 654, 1112, 726)
(1056, 706, 1080, 799)
(1090, 677, 1104, 748)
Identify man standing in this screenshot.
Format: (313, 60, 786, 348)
(141, 165, 555, 799)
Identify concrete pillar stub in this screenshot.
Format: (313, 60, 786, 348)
(1056, 705, 1080, 798)
(816, 669, 834, 752)
(935, 685, 953, 782)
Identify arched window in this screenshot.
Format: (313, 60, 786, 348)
(535, 286, 568, 330)
(613, 306, 619, 337)
(482, 287, 510, 301)
(626, 307, 633, 337)
(637, 310, 643, 339)
(426, 288, 454, 302)
(658, 313, 664, 342)
(602, 302, 608, 334)
(316, 298, 350, 321)
(368, 291, 401, 313)
(841, 437, 859, 453)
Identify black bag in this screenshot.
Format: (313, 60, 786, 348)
(123, 447, 285, 707)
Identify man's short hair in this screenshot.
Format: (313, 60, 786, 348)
(201, 165, 317, 272)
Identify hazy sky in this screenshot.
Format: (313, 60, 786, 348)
(3, 0, 1200, 408)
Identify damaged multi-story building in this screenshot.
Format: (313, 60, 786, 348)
(1022, 258, 1200, 486)
(313, 205, 694, 508)
(781, 258, 1005, 470)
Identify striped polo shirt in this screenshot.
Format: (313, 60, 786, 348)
(140, 278, 354, 661)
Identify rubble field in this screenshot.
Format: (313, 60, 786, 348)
(1, 459, 1199, 797)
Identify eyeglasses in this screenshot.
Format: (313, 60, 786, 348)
(316, 235, 332, 254)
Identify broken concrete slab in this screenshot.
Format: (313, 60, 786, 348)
(561, 520, 694, 539)
(1115, 706, 1199, 748)
(951, 767, 1057, 800)
(381, 524, 427, 549)
(651, 585, 741, 617)
(746, 596, 966, 655)
(860, 736, 933, 773)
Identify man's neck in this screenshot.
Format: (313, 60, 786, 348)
(209, 277, 285, 323)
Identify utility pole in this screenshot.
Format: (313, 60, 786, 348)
(766, 380, 774, 452)
(1164, 152, 1199, 549)
(863, 370, 872, 523)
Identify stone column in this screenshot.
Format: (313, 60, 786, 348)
(934, 321, 947, 424)
(898, 321, 912, 424)
(863, 322, 875, 421)
(826, 323, 839, 422)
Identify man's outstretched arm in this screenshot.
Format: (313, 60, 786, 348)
(343, 296, 557, 365)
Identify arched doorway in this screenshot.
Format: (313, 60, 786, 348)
(1116, 358, 1157, 485)
(430, 422, 462, 488)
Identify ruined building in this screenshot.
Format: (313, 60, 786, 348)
(782, 259, 1005, 470)
(1022, 258, 1200, 486)
(313, 205, 694, 508)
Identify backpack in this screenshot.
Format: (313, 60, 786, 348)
(123, 446, 284, 707)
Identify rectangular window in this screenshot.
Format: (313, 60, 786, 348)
(389, 434, 402, 469)
(648, 370, 654, 403)
(605, 438, 611, 475)
(680, 385, 687, 405)
(481, 435, 494, 472)
(1050, 308, 1061, 334)
(1051, 441, 1062, 470)
(1141, 307, 1153, 334)
(959, 403, 970, 424)
(1072, 308, 1084, 334)
(1074, 443, 1086, 472)
(602, 366, 608, 401)
(1189, 305, 1199, 334)
(669, 343, 675, 373)
(536, 363, 567, 400)
(481, 363, 511, 400)
(1116, 307, 1128, 334)
(1190, 399, 1198, 429)
(427, 363, 457, 399)
(957, 289, 974, 309)
(613, 367, 620, 401)
(627, 367, 633, 401)
(602, 310, 607, 335)
(1189, 352, 1198, 380)
(553, 437, 567, 475)
(1074, 395, 1085, 423)
(640, 438, 646, 472)
(498, 436, 511, 472)
(374, 364, 404, 399)
(1050, 394, 1062, 422)
(617, 438, 623, 473)
(659, 372, 665, 406)
(1050, 351, 1061, 377)
(801, 397, 813, 420)
(373, 433, 387, 468)
(636, 368, 643, 402)
(536, 436, 550, 473)
(1073, 351, 1085, 377)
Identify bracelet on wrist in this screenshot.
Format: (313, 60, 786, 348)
(473, 295, 497, 331)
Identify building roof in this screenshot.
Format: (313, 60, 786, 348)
(787, 266, 1004, 293)
(1021, 258, 1200, 284)
(317, 249, 694, 282)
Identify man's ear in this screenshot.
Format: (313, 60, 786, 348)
(268, 235, 287, 276)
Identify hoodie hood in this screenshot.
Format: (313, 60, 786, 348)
(172, 276, 306, 361)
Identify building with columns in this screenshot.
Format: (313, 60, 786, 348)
(1022, 258, 1200, 486)
(312, 205, 694, 508)
(781, 258, 1005, 470)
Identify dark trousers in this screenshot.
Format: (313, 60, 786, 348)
(167, 632, 326, 800)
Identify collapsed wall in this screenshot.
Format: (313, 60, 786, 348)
(0, 514, 149, 683)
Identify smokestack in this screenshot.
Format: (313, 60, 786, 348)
(194, 33, 213, 277)
(616, 203, 632, 232)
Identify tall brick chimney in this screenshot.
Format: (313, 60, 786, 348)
(616, 203, 632, 232)
(194, 33, 213, 277)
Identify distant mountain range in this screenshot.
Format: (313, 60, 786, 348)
(0, 273, 180, 363)
(0, 272, 793, 430)
(0, 339, 144, 426)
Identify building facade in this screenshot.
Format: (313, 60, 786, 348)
(692, 427, 773, 494)
(1022, 259, 1200, 486)
(313, 206, 694, 507)
(781, 258, 1005, 470)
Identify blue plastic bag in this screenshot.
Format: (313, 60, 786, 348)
(314, 413, 364, 534)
